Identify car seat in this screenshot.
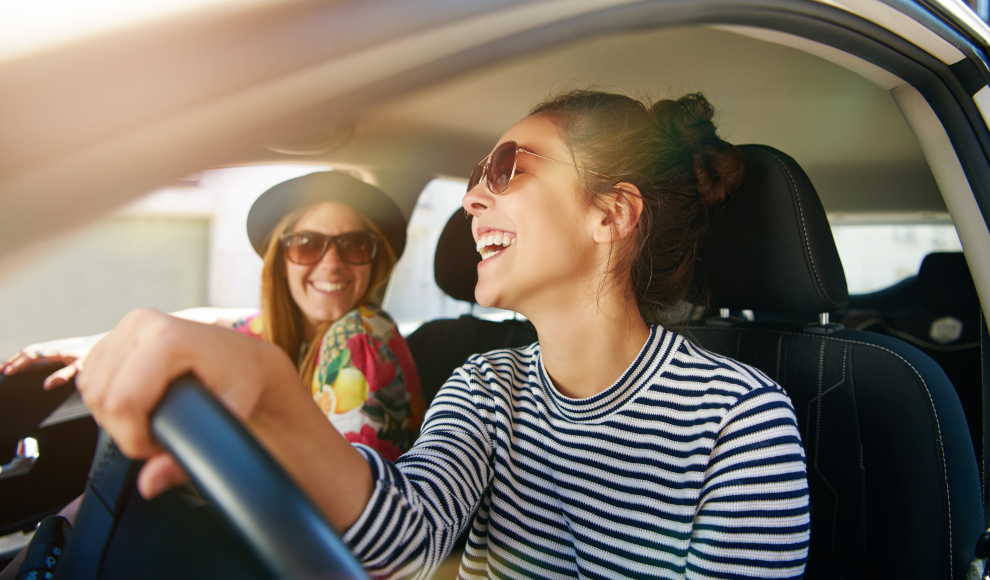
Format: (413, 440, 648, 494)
(405, 210, 537, 407)
(678, 144, 983, 579)
(841, 252, 983, 477)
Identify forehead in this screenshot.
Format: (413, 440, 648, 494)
(496, 114, 568, 159)
(293, 201, 365, 234)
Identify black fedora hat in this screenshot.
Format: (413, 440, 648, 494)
(247, 171, 407, 259)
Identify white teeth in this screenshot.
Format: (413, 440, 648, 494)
(481, 249, 502, 261)
(312, 281, 344, 292)
(475, 232, 516, 255)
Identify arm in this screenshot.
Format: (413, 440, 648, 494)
(686, 387, 810, 579)
(342, 370, 494, 579)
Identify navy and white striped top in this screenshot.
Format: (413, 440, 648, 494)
(342, 325, 810, 579)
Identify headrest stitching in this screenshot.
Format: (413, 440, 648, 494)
(760, 148, 842, 310)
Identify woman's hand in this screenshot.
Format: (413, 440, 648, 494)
(1, 334, 106, 388)
(78, 308, 374, 531)
(77, 308, 302, 499)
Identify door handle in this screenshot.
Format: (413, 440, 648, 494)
(0, 437, 39, 480)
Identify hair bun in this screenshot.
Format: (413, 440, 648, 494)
(650, 93, 746, 211)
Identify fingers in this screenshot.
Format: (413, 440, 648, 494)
(2, 350, 41, 375)
(43, 362, 80, 389)
(77, 309, 175, 460)
(137, 453, 189, 499)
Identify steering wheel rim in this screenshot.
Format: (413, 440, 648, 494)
(55, 376, 367, 580)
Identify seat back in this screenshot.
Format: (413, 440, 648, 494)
(842, 252, 983, 473)
(406, 209, 537, 407)
(678, 145, 983, 579)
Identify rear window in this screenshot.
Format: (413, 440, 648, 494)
(829, 217, 963, 294)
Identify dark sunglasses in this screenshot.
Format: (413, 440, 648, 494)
(467, 140, 620, 194)
(280, 230, 380, 265)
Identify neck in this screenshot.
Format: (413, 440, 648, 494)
(301, 317, 318, 343)
(524, 284, 651, 400)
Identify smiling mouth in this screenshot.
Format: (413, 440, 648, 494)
(311, 281, 346, 292)
(476, 231, 515, 261)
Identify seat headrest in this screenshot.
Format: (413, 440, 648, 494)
(435, 209, 479, 302)
(435, 145, 850, 313)
(918, 252, 979, 316)
(694, 144, 849, 314)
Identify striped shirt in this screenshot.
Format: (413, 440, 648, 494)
(342, 325, 810, 579)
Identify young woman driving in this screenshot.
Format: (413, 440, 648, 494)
(77, 91, 810, 579)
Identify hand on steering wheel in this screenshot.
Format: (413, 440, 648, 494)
(57, 377, 367, 579)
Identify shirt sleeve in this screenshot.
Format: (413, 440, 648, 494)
(232, 311, 263, 339)
(313, 307, 425, 460)
(686, 386, 811, 579)
(341, 365, 496, 580)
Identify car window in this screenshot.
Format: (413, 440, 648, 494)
(382, 178, 518, 336)
(829, 216, 963, 294)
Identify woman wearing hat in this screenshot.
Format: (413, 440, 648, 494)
(1, 171, 423, 460)
(237, 171, 423, 459)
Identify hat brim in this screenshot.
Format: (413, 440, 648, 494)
(247, 171, 407, 260)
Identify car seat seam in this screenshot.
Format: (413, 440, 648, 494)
(812, 341, 840, 557)
(681, 324, 953, 571)
(759, 148, 840, 310)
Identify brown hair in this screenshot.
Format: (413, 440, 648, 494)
(528, 90, 746, 322)
(259, 203, 397, 388)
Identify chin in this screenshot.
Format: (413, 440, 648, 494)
(473, 283, 499, 310)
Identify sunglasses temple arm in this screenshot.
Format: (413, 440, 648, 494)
(520, 149, 621, 183)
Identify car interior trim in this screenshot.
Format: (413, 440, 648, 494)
(950, 57, 989, 95)
(813, 0, 965, 63)
(4, 1, 989, 263)
(713, 24, 906, 88)
(975, 85, 990, 126)
(892, 83, 990, 328)
(929, 0, 990, 49)
(704, 8, 990, 237)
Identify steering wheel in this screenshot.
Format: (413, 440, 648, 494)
(53, 376, 367, 580)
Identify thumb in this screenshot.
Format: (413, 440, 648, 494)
(136, 452, 190, 499)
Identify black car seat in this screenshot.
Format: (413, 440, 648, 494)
(842, 252, 983, 475)
(677, 145, 983, 579)
(405, 210, 537, 407)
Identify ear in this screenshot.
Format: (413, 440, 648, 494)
(592, 183, 644, 244)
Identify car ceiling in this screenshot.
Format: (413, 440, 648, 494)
(0, 2, 952, 268)
(257, 25, 944, 217)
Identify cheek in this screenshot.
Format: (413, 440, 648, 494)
(354, 265, 373, 295)
(285, 264, 308, 301)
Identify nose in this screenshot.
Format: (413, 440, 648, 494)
(462, 182, 494, 218)
(317, 241, 345, 269)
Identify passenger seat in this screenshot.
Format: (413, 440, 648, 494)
(406, 209, 537, 408)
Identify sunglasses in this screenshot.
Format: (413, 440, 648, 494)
(467, 140, 620, 194)
(280, 230, 380, 265)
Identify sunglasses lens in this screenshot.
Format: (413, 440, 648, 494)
(467, 163, 485, 193)
(488, 141, 517, 194)
(284, 233, 326, 265)
(336, 232, 377, 264)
